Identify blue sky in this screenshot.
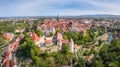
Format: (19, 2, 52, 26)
(0, 0, 120, 17)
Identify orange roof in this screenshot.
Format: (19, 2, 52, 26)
(3, 33, 12, 41)
(13, 42, 19, 51)
(9, 41, 19, 51)
(45, 40, 52, 43)
(32, 32, 40, 42)
(9, 44, 14, 49)
(4, 58, 10, 67)
(86, 54, 94, 62)
(6, 50, 11, 56)
(62, 40, 69, 44)
(74, 44, 78, 49)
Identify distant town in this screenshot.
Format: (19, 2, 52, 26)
(0, 16, 120, 67)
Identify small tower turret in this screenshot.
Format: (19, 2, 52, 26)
(69, 38, 74, 52)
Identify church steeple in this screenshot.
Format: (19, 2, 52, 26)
(57, 14, 59, 22)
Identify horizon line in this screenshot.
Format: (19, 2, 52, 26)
(0, 14, 120, 18)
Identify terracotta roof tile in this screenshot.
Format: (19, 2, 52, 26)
(5, 58, 10, 67)
(31, 32, 40, 42)
(3, 33, 12, 41)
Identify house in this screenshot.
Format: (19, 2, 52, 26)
(4, 58, 10, 67)
(45, 40, 52, 46)
(74, 44, 78, 51)
(11, 57, 17, 67)
(15, 28, 25, 33)
(57, 33, 63, 40)
(57, 33, 63, 49)
(44, 37, 53, 46)
(57, 33, 74, 52)
(30, 32, 45, 45)
(86, 54, 94, 63)
(37, 24, 56, 36)
(5, 50, 11, 57)
(3, 33, 14, 41)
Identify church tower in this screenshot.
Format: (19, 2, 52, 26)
(57, 14, 59, 22)
(69, 38, 74, 52)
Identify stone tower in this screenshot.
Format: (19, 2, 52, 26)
(69, 38, 74, 52)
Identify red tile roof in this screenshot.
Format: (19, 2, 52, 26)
(74, 44, 78, 49)
(31, 32, 40, 42)
(62, 40, 69, 44)
(9, 41, 19, 51)
(86, 54, 94, 62)
(6, 50, 11, 57)
(45, 40, 52, 44)
(4, 57, 10, 67)
(3, 33, 12, 41)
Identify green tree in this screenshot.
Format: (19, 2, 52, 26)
(0, 37, 8, 46)
(88, 29, 95, 41)
(32, 20, 39, 31)
(90, 48, 98, 55)
(35, 30, 43, 36)
(56, 29, 61, 33)
(98, 39, 103, 45)
(63, 34, 69, 40)
(108, 62, 118, 67)
(83, 50, 90, 56)
(76, 57, 86, 67)
(19, 32, 41, 58)
(94, 60, 104, 67)
(50, 32, 53, 37)
(62, 44, 70, 54)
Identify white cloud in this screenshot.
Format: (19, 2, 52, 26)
(0, 0, 120, 16)
(83, 0, 120, 12)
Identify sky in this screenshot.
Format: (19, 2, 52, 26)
(0, 0, 120, 17)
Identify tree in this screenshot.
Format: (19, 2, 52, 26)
(63, 34, 69, 40)
(50, 32, 53, 37)
(35, 30, 43, 36)
(83, 33, 91, 44)
(112, 38, 120, 48)
(62, 44, 70, 54)
(98, 31, 104, 36)
(68, 22, 72, 27)
(55, 53, 67, 66)
(108, 62, 118, 67)
(99, 39, 120, 66)
(98, 39, 103, 46)
(76, 57, 86, 67)
(83, 50, 89, 56)
(88, 29, 95, 41)
(0, 37, 7, 46)
(94, 60, 104, 67)
(32, 20, 39, 31)
(0, 22, 15, 33)
(56, 29, 61, 33)
(90, 48, 98, 55)
(19, 32, 41, 58)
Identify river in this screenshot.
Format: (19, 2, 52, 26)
(107, 32, 113, 43)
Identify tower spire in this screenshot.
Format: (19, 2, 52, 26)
(57, 14, 59, 22)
